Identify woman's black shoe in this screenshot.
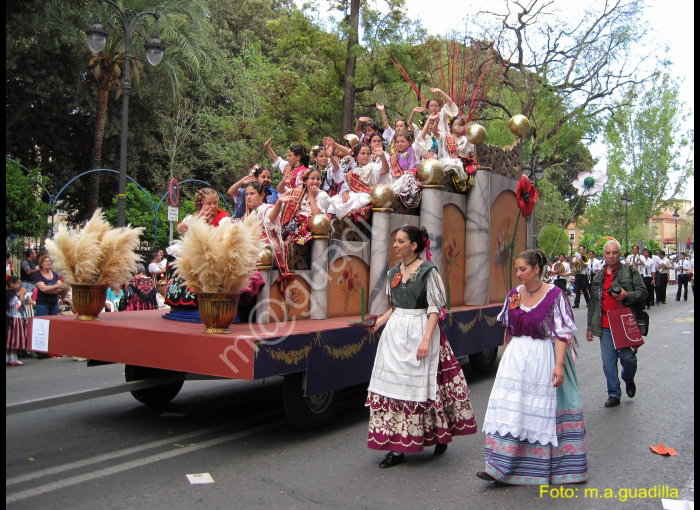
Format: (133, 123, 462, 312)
(379, 452, 404, 468)
(476, 471, 497, 482)
(435, 443, 448, 455)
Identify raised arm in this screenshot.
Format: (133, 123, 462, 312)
(430, 87, 454, 108)
(376, 103, 389, 130)
(268, 192, 295, 224)
(227, 175, 256, 201)
(355, 117, 370, 139)
(373, 145, 389, 176)
(407, 106, 425, 132)
(264, 138, 278, 162)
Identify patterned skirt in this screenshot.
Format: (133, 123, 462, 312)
(366, 326, 478, 452)
(6, 317, 27, 351)
(483, 348, 588, 484)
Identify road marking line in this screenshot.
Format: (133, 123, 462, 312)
(6, 411, 280, 487)
(6, 420, 285, 504)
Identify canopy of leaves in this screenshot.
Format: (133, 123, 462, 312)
(6, 160, 52, 238)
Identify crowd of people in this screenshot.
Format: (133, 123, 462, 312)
(544, 244, 694, 308)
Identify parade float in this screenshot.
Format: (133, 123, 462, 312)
(27, 118, 531, 429)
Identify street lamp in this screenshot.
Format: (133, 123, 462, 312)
(673, 209, 680, 256)
(86, 0, 164, 227)
(620, 188, 632, 254)
(522, 156, 544, 249)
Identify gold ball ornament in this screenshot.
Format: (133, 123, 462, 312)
(258, 246, 273, 267)
(466, 124, 487, 145)
(309, 213, 331, 236)
(416, 159, 445, 185)
(508, 115, 530, 137)
(343, 134, 359, 148)
(370, 184, 396, 208)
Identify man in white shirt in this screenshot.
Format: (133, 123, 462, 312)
(553, 253, 571, 293)
(640, 248, 655, 308)
(588, 250, 602, 292)
(571, 245, 590, 308)
(674, 252, 691, 301)
(654, 250, 672, 304)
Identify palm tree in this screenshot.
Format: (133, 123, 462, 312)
(48, 0, 220, 216)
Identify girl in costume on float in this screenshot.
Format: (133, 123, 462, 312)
(236, 182, 298, 321)
(264, 140, 310, 192)
(280, 168, 331, 246)
(228, 165, 279, 218)
(319, 137, 349, 198)
(477, 249, 588, 485)
(167, 188, 231, 310)
(387, 129, 422, 208)
(440, 115, 475, 192)
(365, 226, 477, 468)
(6, 276, 28, 366)
(326, 143, 388, 219)
(368, 133, 391, 184)
(375, 103, 408, 147)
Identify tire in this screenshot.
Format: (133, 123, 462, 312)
(468, 347, 498, 375)
(282, 372, 341, 430)
(124, 365, 185, 406)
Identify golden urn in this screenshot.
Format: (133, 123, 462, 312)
(416, 159, 445, 185)
(309, 213, 331, 236)
(466, 124, 487, 145)
(71, 283, 110, 320)
(198, 292, 240, 334)
(343, 133, 359, 148)
(508, 115, 530, 137)
(370, 184, 396, 208)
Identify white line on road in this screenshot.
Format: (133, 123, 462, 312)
(6, 411, 280, 488)
(6, 420, 285, 505)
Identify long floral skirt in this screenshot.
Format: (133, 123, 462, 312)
(483, 348, 588, 484)
(366, 326, 478, 453)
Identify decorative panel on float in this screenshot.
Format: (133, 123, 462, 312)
(489, 190, 527, 304)
(269, 275, 312, 322)
(442, 204, 466, 306)
(327, 256, 370, 318)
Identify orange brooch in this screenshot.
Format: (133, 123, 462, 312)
(391, 272, 402, 288)
(508, 293, 521, 309)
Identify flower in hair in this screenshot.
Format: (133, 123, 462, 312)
(516, 175, 538, 217)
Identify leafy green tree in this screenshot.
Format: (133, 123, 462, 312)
(6, 160, 52, 238)
(533, 175, 568, 229)
(604, 73, 694, 228)
(537, 224, 570, 260)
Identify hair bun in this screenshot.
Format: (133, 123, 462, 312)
(420, 226, 429, 240)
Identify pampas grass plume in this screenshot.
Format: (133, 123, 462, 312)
(45, 209, 143, 285)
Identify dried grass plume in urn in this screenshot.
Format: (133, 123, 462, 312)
(45, 209, 144, 320)
(171, 215, 264, 333)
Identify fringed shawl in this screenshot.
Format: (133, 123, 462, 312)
(499, 285, 579, 356)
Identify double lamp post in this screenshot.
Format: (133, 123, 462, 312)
(85, 0, 165, 227)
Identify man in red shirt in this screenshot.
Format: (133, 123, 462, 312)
(586, 240, 648, 408)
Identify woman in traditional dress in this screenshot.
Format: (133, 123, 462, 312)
(6, 276, 28, 366)
(327, 144, 386, 219)
(477, 249, 588, 485)
(236, 182, 297, 321)
(365, 226, 477, 468)
(120, 263, 158, 311)
(168, 188, 231, 310)
(279, 168, 331, 246)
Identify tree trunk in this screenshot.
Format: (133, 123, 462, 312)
(87, 86, 110, 219)
(340, 0, 360, 135)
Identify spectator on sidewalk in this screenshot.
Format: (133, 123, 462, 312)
(20, 249, 40, 294)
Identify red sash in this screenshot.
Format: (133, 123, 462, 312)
(280, 187, 305, 225)
(345, 171, 372, 194)
(446, 134, 459, 158)
(390, 154, 403, 178)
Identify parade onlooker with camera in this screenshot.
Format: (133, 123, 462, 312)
(586, 240, 647, 408)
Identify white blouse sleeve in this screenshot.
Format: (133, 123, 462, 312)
(272, 157, 288, 173)
(553, 291, 577, 337)
(382, 126, 395, 144)
(314, 191, 331, 213)
(426, 267, 446, 315)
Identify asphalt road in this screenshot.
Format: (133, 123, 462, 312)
(6, 293, 695, 510)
